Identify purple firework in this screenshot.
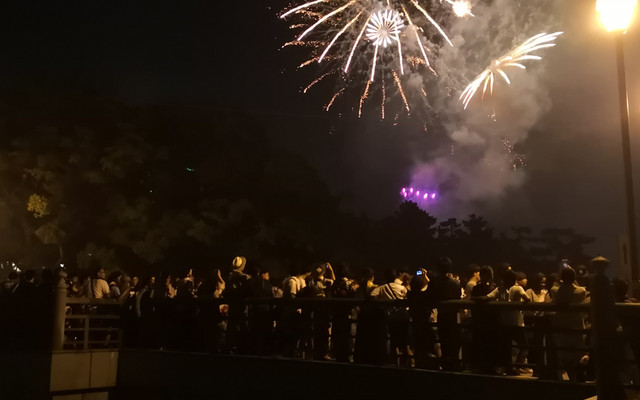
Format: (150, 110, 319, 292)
(400, 187, 437, 201)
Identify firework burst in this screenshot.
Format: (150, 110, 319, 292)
(365, 9, 405, 81)
(442, 0, 474, 17)
(280, 0, 469, 117)
(501, 138, 527, 171)
(460, 31, 563, 109)
(400, 186, 438, 201)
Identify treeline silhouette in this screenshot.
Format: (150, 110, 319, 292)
(0, 97, 594, 278)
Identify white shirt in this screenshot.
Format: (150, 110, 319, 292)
(283, 275, 306, 298)
(487, 285, 529, 326)
(464, 280, 477, 300)
(82, 278, 110, 298)
(508, 285, 530, 327)
(370, 279, 407, 300)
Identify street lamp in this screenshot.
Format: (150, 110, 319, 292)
(596, 0, 639, 282)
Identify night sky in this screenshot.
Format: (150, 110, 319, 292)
(1, 0, 639, 268)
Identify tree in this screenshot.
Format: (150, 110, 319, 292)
(378, 201, 437, 268)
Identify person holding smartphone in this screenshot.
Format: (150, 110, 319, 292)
(429, 257, 462, 371)
(409, 268, 437, 369)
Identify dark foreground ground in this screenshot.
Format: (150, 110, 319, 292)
(115, 349, 596, 400)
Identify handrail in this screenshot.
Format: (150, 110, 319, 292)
(188, 296, 625, 312)
(65, 297, 120, 305)
(37, 258, 640, 397)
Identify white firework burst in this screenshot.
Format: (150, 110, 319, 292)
(365, 9, 405, 81)
(278, 0, 479, 116)
(365, 9, 405, 48)
(443, 0, 475, 17)
(460, 31, 563, 109)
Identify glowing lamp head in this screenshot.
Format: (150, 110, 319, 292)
(597, 0, 638, 31)
(431, 193, 436, 199)
(423, 193, 428, 199)
(409, 188, 414, 193)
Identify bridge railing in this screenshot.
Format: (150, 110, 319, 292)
(119, 295, 639, 386)
(3, 263, 638, 398)
(59, 297, 122, 351)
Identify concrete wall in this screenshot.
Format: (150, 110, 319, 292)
(0, 349, 117, 400)
(50, 350, 118, 400)
(116, 350, 596, 400)
(0, 351, 51, 400)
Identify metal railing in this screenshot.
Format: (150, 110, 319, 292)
(0, 258, 635, 399)
(121, 297, 636, 372)
(61, 297, 121, 351)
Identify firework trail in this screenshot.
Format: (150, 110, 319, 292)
(381, 80, 386, 120)
(359, 80, 371, 117)
(326, 88, 345, 110)
(460, 31, 563, 109)
(280, 0, 471, 115)
(392, 70, 410, 113)
(410, 0, 454, 47)
(303, 70, 336, 93)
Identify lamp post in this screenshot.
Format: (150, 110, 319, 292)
(597, 0, 639, 283)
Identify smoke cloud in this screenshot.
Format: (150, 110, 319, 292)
(408, 0, 560, 217)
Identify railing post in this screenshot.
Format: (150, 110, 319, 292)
(51, 270, 68, 351)
(590, 256, 622, 399)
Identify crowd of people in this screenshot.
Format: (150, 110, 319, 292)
(1, 256, 639, 383)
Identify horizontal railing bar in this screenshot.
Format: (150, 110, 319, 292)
(50, 387, 114, 396)
(61, 296, 640, 314)
(65, 298, 120, 305)
(64, 327, 119, 332)
(64, 315, 120, 320)
(189, 297, 622, 311)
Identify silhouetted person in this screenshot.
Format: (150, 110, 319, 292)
(509, 271, 531, 374)
(470, 265, 501, 374)
(170, 268, 199, 351)
(549, 266, 588, 381)
(247, 266, 275, 355)
(12, 269, 37, 299)
(282, 266, 311, 299)
(353, 266, 387, 366)
(12, 269, 47, 350)
(356, 267, 377, 298)
(429, 257, 462, 371)
(463, 264, 480, 300)
(277, 265, 312, 357)
(194, 269, 223, 353)
(331, 264, 358, 362)
(371, 269, 411, 366)
(525, 272, 549, 377)
(409, 268, 437, 369)
(80, 267, 110, 298)
(67, 273, 84, 298)
(134, 276, 160, 349)
(486, 268, 520, 375)
(224, 257, 251, 354)
(1, 270, 19, 297)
